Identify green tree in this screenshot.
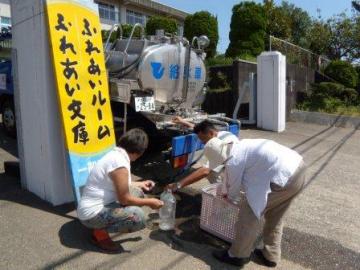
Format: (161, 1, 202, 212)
(145, 16, 178, 35)
(280, 1, 312, 47)
(326, 12, 360, 62)
(306, 20, 331, 56)
(184, 11, 219, 58)
(308, 11, 360, 62)
(226, 2, 266, 58)
(122, 24, 143, 38)
(352, 1, 360, 12)
(264, 0, 292, 40)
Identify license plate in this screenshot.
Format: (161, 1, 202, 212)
(134, 96, 155, 112)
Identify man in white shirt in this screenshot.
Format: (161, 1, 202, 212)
(167, 119, 239, 191)
(206, 137, 307, 268)
(77, 129, 163, 252)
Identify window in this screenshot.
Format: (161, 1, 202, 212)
(126, 10, 145, 25)
(98, 2, 116, 21)
(0, 17, 11, 26)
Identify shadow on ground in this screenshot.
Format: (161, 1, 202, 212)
(58, 219, 142, 254)
(282, 227, 360, 270)
(0, 174, 75, 219)
(0, 130, 17, 158)
(149, 214, 360, 270)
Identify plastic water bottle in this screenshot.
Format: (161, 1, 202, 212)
(159, 189, 176, 230)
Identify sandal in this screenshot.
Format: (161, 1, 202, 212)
(90, 229, 121, 253)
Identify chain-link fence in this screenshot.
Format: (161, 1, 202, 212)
(269, 35, 330, 70)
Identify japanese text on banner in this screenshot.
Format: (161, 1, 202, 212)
(46, 1, 115, 155)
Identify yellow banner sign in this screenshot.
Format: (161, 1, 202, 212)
(46, 0, 115, 155)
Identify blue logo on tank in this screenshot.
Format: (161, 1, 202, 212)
(151, 62, 165, 80)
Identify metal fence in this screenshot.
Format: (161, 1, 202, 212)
(269, 35, 330, 70)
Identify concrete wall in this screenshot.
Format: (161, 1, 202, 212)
(207, 59, 317, 120)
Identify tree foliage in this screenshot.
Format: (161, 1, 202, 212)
(184, 11, 219, 58)
(122, 24, 143, 38)
(352, 1, 360, 12)
(279, 1, 312, 47)
(306, 11, 359, 62)
(264, 0, 292, 40)
(205, 55, 234, 67)
(326, 13, 360, 62)
(208, 71, 230, 90)
(306, 20, 332, 56)
(226, 2, 266, 58)
(264, 2, 359, 64)
(356, 65, 360, 92)
(324, 60, 358, 88)
(145, 16, 178, 35)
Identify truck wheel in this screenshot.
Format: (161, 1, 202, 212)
(2, 99, 16, 138)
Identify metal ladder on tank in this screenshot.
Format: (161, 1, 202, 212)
(104, 23, 146, 135)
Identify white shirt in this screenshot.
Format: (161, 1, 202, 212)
(225, 139, 303, 219)
(77, 147, 131, 221)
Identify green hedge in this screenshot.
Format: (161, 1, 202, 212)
(298, 82, 359, 114)
(324, 60, 358, 89)
(312, 82, 358, 104)
(122, 23, 143, 38)
(184, 11, 219, 58)
(145, 16, 178, 35)
(207, 71, 230, 90)
(356, 66, 360, 93)
(206, 56, 233, 67)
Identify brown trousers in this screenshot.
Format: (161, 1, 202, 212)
(229, 162, 307, 263)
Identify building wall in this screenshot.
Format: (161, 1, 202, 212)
(95, 0, 188, 31)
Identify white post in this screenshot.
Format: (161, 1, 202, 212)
(257, 51, 286, 132)
(11, 0, 73, 205)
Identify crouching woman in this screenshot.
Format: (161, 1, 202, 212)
(77, 129, 164, 252)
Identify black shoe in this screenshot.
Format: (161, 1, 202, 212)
(254, 249, 277, 267)
(212, 249, 250, 267)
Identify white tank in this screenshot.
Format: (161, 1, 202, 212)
(106, 36, 207, 109)
(137, 42, 206, 108)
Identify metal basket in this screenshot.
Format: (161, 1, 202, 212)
(200, 183, 245, 243)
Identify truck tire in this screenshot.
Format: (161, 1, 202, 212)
(2, 99, 16, 138)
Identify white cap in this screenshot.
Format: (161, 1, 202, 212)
(204, 137, 232, 170)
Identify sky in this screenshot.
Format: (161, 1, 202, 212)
(156, 0, 355, 53)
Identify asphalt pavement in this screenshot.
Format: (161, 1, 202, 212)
(0, 121, 359, 270)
